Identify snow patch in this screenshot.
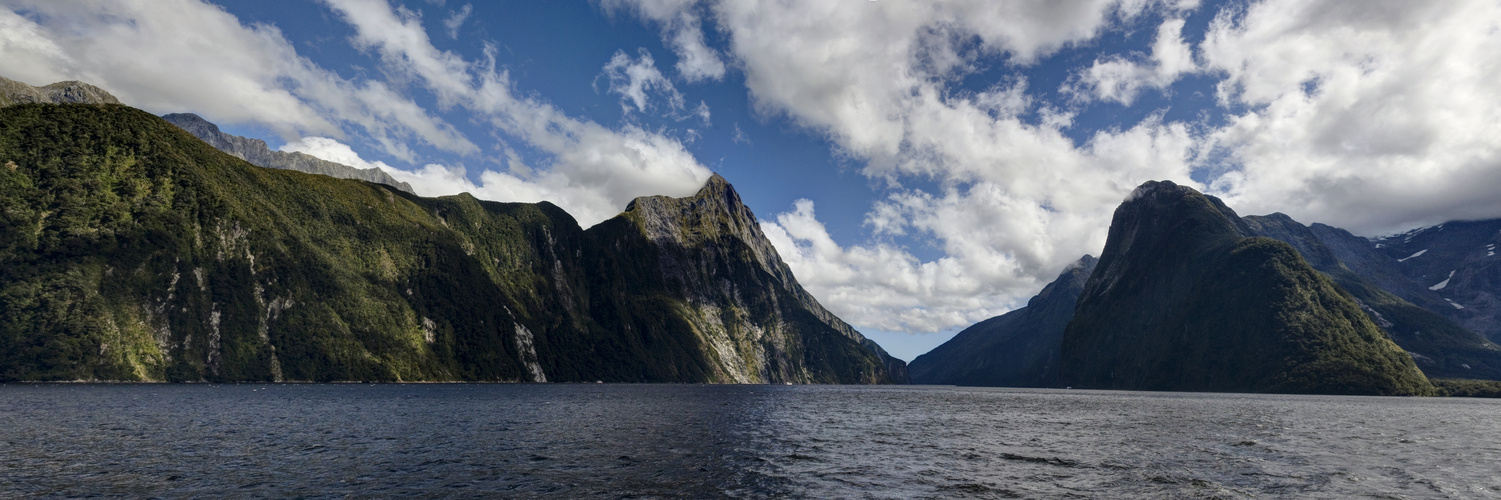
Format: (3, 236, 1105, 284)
(1397, 249, 1428, 262)
(1429, 270, 1455, 291)
(1446, 298, 1465, 310)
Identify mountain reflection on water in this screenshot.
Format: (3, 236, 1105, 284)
(2, 384, 1497, 498)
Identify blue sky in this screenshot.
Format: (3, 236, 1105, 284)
(5, 0, 1501, 360)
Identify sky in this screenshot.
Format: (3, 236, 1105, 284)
(4, 0, 1501, 361)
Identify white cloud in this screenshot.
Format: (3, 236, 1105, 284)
(698, 0, 1199, 333)
(443, 3, 471, 40)
(319, 0, 713, 226)
(763, 200, 1009, 333)
(730, 122, 750, 145)
(1067, 17, 1196, 105)
(0, 0, 476, 161)
(1200, 0, 1501, 235)
(2, 0, 712, 227)
(691, 100, 710, 126)
(601, 0, 726, 82)
(601, 48, 684, 115)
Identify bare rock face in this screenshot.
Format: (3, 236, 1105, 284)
(161, 113, 414, 194)
(0, 76, 120, 106)
(613, 174, 909, 383)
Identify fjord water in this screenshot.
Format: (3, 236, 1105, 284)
(2, 385, 1497, 498)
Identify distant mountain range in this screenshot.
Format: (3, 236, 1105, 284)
(916, 181, 1501, 395)
(160, 113, 414, 194)
(0, 98, 905, 383)
(2, 76, 414, 194)
(1373, 220, 1501, 343)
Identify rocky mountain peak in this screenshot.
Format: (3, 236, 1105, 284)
(1, 76, 120, 106)
(624, 174, 782, 277)
(614, 173, 908, 382)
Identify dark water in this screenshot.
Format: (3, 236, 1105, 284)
(2, 384, 1499, 498)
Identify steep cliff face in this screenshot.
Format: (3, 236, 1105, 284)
(0, 76, 120, 106)
(1060, 181, 1433, 395)
(908, 255, 1095, 387)
(1243, 214, 1501, 379)
(0, 103, 902, 384)
(161, 113, 414, 194)
(592, 175, 907, 383)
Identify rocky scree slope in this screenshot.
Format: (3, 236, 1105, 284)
(1060, 181, 1434, 395)
(908, 255, 1095, 387)
(0, 103, 901, 383)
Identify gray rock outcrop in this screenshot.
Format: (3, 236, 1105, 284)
(161, 113, 414, 193)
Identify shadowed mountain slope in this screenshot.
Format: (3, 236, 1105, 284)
(1060, 181, 1433, 395)
(1374, 220, 1501, 344)
(1243, 214, 1501, 380)
(908, 255, 1095, 387)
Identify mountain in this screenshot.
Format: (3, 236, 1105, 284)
(1059, 181, 1434, 395)
(1373, 220, 1501, 344)
(0, 103, 903, 383)
(0, 76, 120, 106)
(1242, 214, 1501, 379)
(908, 255, 1095, 387)
(161, 113, 414, 194)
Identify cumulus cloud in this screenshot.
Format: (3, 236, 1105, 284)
(762, 200, 1006, 332)
(702, 0, 1198, 333)
(0, 0, 476, 161)
(1067, 17, 1196, 105)
(1200, 0, 1501, 235)
(601, 0, 726, 82)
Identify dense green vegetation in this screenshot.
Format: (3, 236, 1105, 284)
(0, 104, 897, 383)
(1061, 181, 1435, 396)
(1432, 378, 1501, 398)
(1244, 214, 1501, 380)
